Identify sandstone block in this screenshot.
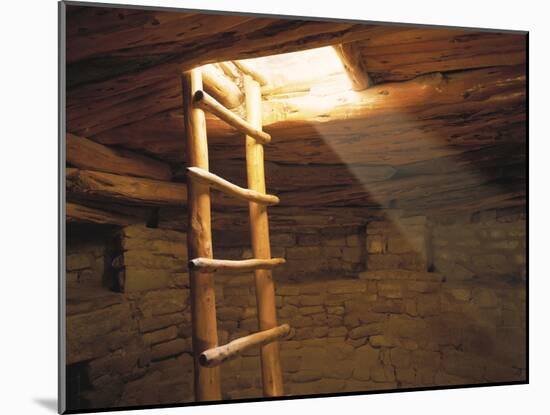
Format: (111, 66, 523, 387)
(143, 326, 178, 346)
(367, 254, 427, 272)
(286, 246, 322, 260)
(277, 285, 300, 296)
(367, 235, 387, 254)
(300, 305, 324, 315)
(417, 293, 440, 317)
(390, 348, 411, 368)
(121, 268, 172, 293)
(297, 233, 321, 246)
(139, 289, 188, 317)
(151, 339, 187, 361)
(378, 281, 405, 298)
(342, 247, 363, 263)
(353, 345, 380, 380)
(67, 253, 93, 271)
(322, 232, 347, 247)
(291, 370, 323, 383)
(327, 280, 366, 294)
(371, 365, 395, 382)
(328, 327, 348, 337)
(370, 335, 398, 348)
(139, 313, 186, 333)
(322, 246, 342, 258)
(346, 234, 361, 247)
(270, 233, 296, 247)
(441, 349, 485, 380)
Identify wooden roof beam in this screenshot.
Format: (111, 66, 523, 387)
(333, 42, 372, 91)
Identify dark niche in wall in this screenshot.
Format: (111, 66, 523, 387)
(66, 222, 121, 293)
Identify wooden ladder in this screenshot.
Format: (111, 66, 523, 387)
(181, 68, 289, 401)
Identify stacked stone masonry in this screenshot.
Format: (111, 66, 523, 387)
(66, 207, 526, 409)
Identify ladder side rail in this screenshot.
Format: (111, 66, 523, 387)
(181, 69, 222, 402)
(244, 75, 285, 397)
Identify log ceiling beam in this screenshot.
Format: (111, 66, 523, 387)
(67, 133, 172, 180)
(201, 64, 244, 109)
(333, 42, 372, 90)
(93, 65, 526, 167)
(66, 202, 139, 226)
(66, 168, 186, 207)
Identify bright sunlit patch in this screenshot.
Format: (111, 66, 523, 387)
(233, 43, 487, 248)
(235, 46, 353, 93)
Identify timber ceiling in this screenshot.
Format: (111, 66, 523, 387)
(65, 4, 527, 221)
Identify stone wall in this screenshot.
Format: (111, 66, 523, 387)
(66, 225, 194, 409)
(65, 207, 526, 410)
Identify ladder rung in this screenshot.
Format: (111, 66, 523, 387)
(193, 90, 271, 144)
(190, 257, 286, 273)
(199, 324, 290, 368)
(187, 167, 279, 205)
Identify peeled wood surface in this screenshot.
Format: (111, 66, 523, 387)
(199, 324, 291, 368)
(232, 60, 268, 86)
(218, 61, 240, 80)
(244, 75, 285, 397)
(66, 168, 186, 207)
(187, 167, 279, 205)
(333, 43, 372, 90)
(201, 64, 244, 109)
(190, 257, 286, 273)
(66, 133, 171, 180)
(182, 69, 221, 401)
(193, 90, 271, 144)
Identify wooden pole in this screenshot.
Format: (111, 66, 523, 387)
(190, 257, 286, 273)
(244, 75, 285, 397)
(201, 64, 244, 109)
(233, 60, 269, 86)
(181, 68, 221, 402)
(199, 324, 291, 368)
(187, 167, 279, 205)
(193, 90, 271, 144)
(332, 43, 372, 91)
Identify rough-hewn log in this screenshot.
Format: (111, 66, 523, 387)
(66, 133, 172, 180)
(232, 60, 268, 86)
(66, 168, 187, 207)
(333, 43, 372, 90)
(199, 324, 291, 368)
(67, 17, 525, 136)
(187, 167, 279, 205)
(67, 10, 377, 83)
(201, 64, 244, 109)
(66, 10, 252, 64)
(182, 68, 221, 401)
(66, 202, 137, 226)
(67, 14, 380, 132)
(352, 27, 526, 83)
(217, 61, 240, 80)
(189, 257, 286, 273)
(95, 65, 526, 167)
(193, 90, 271, 144)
